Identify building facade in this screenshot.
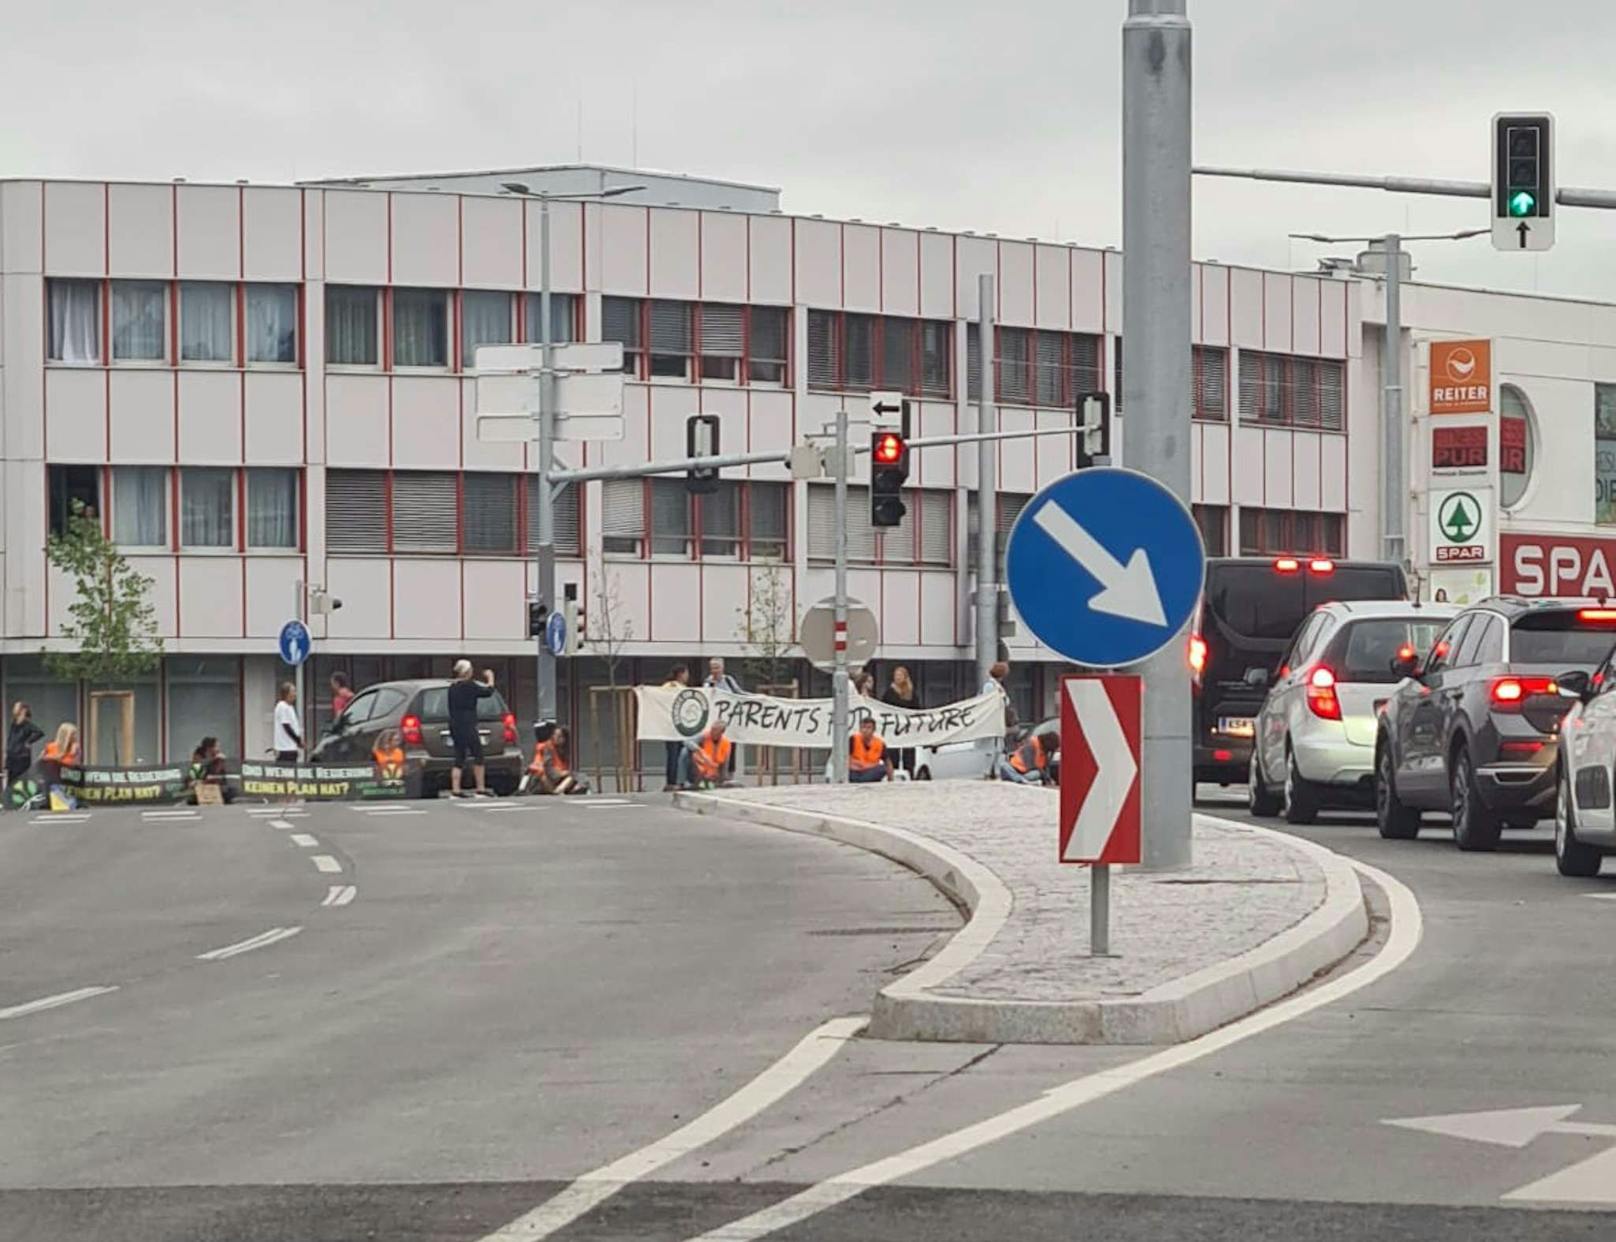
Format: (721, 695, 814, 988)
(3, 164, 1607, 771)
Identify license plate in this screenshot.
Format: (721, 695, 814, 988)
(1218, 717, 1255, 738)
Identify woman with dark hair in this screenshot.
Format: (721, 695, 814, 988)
(661, 664, 690, 791)
(190, 736, 236, 804)
(6, 702, 43, 795)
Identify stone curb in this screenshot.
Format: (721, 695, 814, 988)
(674, 793, 1368, 1045)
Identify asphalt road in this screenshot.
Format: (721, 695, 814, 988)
(4, 789, 1614, 1241)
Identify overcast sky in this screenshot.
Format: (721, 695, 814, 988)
(6, 0, 1616, 299)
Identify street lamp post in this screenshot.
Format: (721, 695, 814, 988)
(500, 181, 642, 733)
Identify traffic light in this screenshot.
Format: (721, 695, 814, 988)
(870, 429, 909, 527)
(527, 598, 548, 638)
(1492, 113, 1554, 252)
(686, 413, 720, 495)
(563, 582, 583, 655)
(1075, 391, 1111, 469)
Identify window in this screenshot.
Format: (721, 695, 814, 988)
(1598, 385, 1616, 526)
(748, 481, 789, 559)
(326, 470, 387, 553)
(1115, 341, 1228, 420)
(809, 485, 952, 567)
(462, 291, 513, 368)
(166, 657, 241, 767)
(1237, 507, 1345, 557)
(48, 278, 101, 363)
(649, 478, 691, 554)
(966, 492, 1032, 575)
(392, 288, 450, 368)
(1193, 503, 1229, 556)
(601, 478, 645, 555)
(326, 286, 379, 366)
(48, 465, 100, 536)
(247, 469, 299, 549)
(179, 282, 234, 363)
(698, 481, 741, 557)
(1499, 384, 1536, 511)
(527, 478, 582, 557)
(111, 281, 167, 362)
(918, 490, 952, 566)
(113, 466, 168, 548)
(1238, 351, 1345, 430)
(807, 311, 953, 398)
(246, 284, 298, 364)
(749, 306, 789, 384)
(462, 472, 517, 554)
(967, 327, 1099, 408)
(699, 304, 745, 382)
(602, 296, 642, 375)
(180, 468, 234, 549)
(649, 300, 693, 378)
(524, 291, 579, 345)
(597, 479, 785, 560)
(391, 472, 458, 552)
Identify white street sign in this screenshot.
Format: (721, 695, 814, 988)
(799, 598, 879, 672)
(869, 390, 905, 429)
(1385, 1104, 1616, 1205)
(475, 371, 539, 415)
(472, 341, 625, 374)
(475, 368, 625, 443)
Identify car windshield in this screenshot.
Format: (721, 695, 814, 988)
(1510, 613, 1616, 668)
(415, 686, 508, 721)
(1338, 618, 1449, 683)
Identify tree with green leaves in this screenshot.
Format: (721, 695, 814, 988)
(736, 561, 797, 691)
(43, 500, 163, 685)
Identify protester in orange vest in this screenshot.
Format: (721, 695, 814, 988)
(40, 722, 81, 808)
(527, 725, 590, 795)
(372, 729, 406, 781)
(677, 721, 732, 790)
(998, 728, 1059, 785)
(848, 718, 892, 784)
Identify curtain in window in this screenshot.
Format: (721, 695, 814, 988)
(247, 469, 298, 548)
(748, 307, 788, 383)
(181, 468, 235, 548)
(747, 482, 788, 559)
(180, 283, 234, 363)
(601, 478, 645, 554)
(844, 315, 875, 390)
(463, 473, 517, 553)
(649, 479, 691, 555)
(326, 471, 387, 553)
(326, 287, 378, 365)
(882, 318, 914, 393)
(699, 304, 744, 381)
(699, 481, 740, 557)
(525, 292, 578, 344)
(1194, 347, 1228, 420)
(393, 289, 448, 367)
(113, 466, 168, 547)
(48, 279, 100, 363)
(112, 281, 166, 361)
(527, 477, 581, 556)
(807, 485, 877, 563)
(462, 291, 513, 369)
(807, 311, 839, 389)
(920, 321, 951, 397)
(391, 472, 458, 552)
(246, 285, 297, 363)
(919, 491, 952, 565)
(648, 301, 692, 377)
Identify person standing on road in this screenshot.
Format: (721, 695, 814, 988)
(273, 683, 302, 764)
(704, 658, 741, 780)
(6, 702, 44, 795)
(881, 665, 922, 776)
(660, 664, 690, 791)
(448, 659, 496, 798)
(329, 671, 354, 722)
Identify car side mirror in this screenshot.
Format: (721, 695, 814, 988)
(1391, 652, 1422, 680)
(1558, 670, 1594, 701)
(1244, 667, 1270, 689)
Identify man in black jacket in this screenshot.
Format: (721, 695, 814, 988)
(448, 660, 496, 798)
(6, 702, 43, 795)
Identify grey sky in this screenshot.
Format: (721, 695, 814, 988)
(6, 0, 1616, 298)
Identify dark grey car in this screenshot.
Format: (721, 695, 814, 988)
(1374, 598, 1616, 849)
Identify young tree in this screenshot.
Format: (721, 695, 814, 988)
(736, 561, 796, 690)
(590, 552, 633, 694)
(44, 500, 164, 685)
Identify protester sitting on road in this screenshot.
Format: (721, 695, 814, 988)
(530, 725, 590, 796)
(190, 736, 237, 804)
(848, 718, 892, 784)
(998, 728, 1059, 785)
(677, 720, 732, 790)
(6, 701, 43, 796)
(40, 722, 80, 807)
(372, 729, 406, 781)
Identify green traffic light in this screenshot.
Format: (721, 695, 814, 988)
(1508, 189, 1537, 217)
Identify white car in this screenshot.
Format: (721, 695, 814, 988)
(1249, 600, 1455, 823)
(1548, 643, 1616, 877)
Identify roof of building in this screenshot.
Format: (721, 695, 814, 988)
(301, 162, 781, 194)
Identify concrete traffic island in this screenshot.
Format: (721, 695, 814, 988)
(675, 783, 1369, 1045)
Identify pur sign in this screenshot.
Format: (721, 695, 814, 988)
(1429, 339, 1493, 416)
(1500, 533, 1616, 598)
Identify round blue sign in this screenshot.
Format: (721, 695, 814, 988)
(544, 609, 568, 656)
(1004, 467, 1205, 668)
(278, 619, 312, 667)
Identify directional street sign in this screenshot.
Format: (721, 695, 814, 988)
(474, 341, 627, 443)
(278, 619, 311, 667)
(868, 390, 906, 430)
(1059, 675, 1141, 864)
(544, 609, 568, 657)
(1386, 1104, 1616, 1205)
(1005, 468, 1206, 668)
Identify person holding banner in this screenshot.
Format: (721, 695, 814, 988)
(677, 720, 732, 790)
(848, 718, 893, 784)
(660, 664, 690, 791)
(998, 727, 1060, 785)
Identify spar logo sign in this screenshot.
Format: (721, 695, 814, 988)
(1430, 488, 1492, 565)
(1502, 533, 1616, 598)
(1430, 339, 1493, 416)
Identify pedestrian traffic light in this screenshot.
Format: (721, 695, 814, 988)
(527, 598, 548, 639)
(1492, 113, 1555, 252)
(1075, 391, 1111, 468)
(563, 582, 583, 656)
(686, 413, 720, 495)
(870, 430, 909, 527)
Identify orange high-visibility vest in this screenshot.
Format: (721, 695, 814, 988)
(373, 747, 405, 779)
(850, 733, 886, 768)
(691, 730, 732, 779)
(1009, 735, 1047, 775)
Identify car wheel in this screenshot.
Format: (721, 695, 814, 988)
(1375, 741, 1422, 840)
(1248, 751, 1282, 818)
(1283, 747, 1320, 825)
(1555, 764, 1604, 878)
(1450, 747, 1502, 852)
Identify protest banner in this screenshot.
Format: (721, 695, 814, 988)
(634, 685, 1004, 749)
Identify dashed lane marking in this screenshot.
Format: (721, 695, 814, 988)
(311, 855, 343, 873)
(321, 884, 358, 907)
(289, 833, 320, 848)
(196, 926, 302, 961)
(28, 813, 91, 824)
(268, 819, 294, 830)
(0, 985, 120, 1022)
(142, 809, 199, 821)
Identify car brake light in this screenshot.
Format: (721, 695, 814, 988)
(1309, 558, 1335, 575)
(1188, 634, 1207, 682)
(1500, 739, 1545, 756)
(1578, 609, 1616, 622)
(1306, 665, 1342, 720)
(401, 714, 424, 746)
(502, 712, 518, 745)
(1213, 749, 1233, 762)
(1274, 558, 1300, 573)
(1397, 643, 1416, 662)
(1490, 676, 1558, 711)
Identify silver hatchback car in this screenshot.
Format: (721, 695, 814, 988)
(1249, 600, 1455, 823)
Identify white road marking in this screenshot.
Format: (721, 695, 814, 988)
(1385, 1104, 1616, 1206)
(677, 857, 1424, 1242)
(268, 819, 294, 830)
(357, 804, 423, 815)
(142, 809, 199, 821)
(584, 798, 634, 806)
(311, 854, 343, 873)
(0, 985, 119, 1022)
(289, 833, 320, 847)
(29, 813, 91, 824)
(1582, 893, 1616, 902)
(321, 884, 358, 908)
(479, 1016, 868, 1241)
(195, 926, 302, 961)
(581, 803, 646, 811)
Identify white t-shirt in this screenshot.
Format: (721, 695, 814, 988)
(273, 701, 301, 752)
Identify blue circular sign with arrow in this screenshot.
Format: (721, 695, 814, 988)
(1004, 467, 1206, 668)
(545, 609, 568, 656)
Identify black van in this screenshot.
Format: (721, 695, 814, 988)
(1192, 556, 1407, 785)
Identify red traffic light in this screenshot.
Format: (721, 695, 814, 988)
(873, 432, 904, 465)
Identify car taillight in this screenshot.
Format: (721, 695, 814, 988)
(1274, 558, 1300, 574)
(1500, 739, 1545, 756)
(1397, 643, 1416, 662)
(1189, 634, 1207, 684)
(401, 714, 424, 746)
(1306, 666, 1342, 720)
(1489, 676, 1558, 711)
(502, 712, 518, 744)
(1309, 558, 1335, 575)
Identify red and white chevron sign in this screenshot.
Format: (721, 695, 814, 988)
(1059, 674, 1141, 865)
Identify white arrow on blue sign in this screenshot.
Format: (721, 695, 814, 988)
(278, 619, 312, 667)
(1005, 467, 1206, 668)
(545, 609, 568, 657)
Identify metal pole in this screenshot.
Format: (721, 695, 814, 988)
(976, 274, 998, 691)
(1383, 234, 1405, 568)
(1124, 0, 1194, 870)
(831, 405, 850, 783)
(536, 193, 559, 729)
(293, 577, 305, 755)
(1091, 863, 1112, 956)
